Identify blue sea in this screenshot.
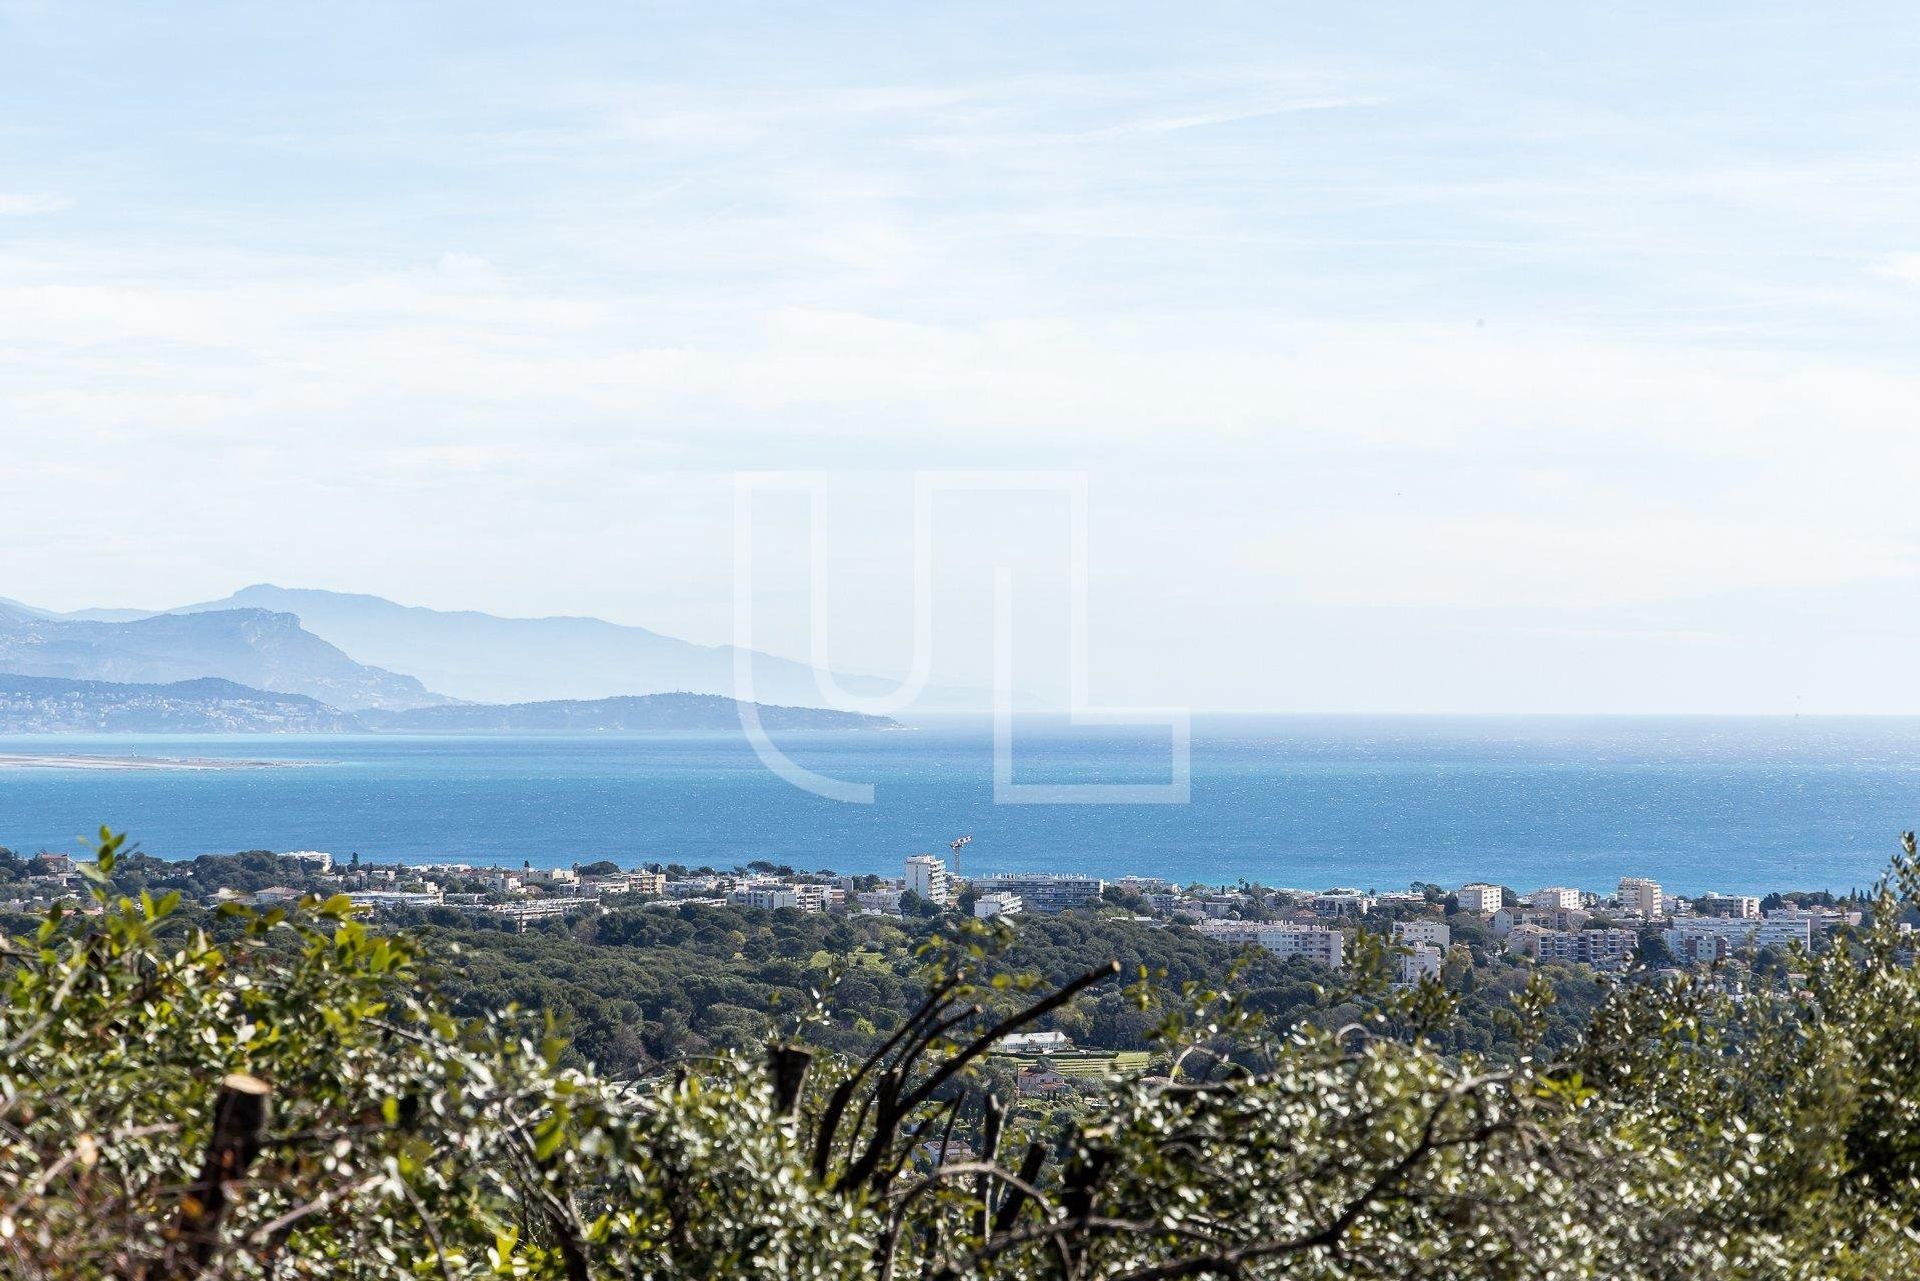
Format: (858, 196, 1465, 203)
(3, 717, 1919, 895)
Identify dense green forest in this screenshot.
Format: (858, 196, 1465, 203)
(408, 902, 1608, 1075)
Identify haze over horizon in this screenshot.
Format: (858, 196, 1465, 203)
(5, 3, 1919, 713)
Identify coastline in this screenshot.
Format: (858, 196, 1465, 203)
(0, 752, 307, 772)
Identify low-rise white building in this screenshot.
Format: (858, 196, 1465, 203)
(971, 874, 1104, 914)
(997, 1030, 1070, 1053)
(582, 870, 667, 897)
(1526, 887, 1582, 912)
(1310, 890, 1375, 918)
(1114, 876, 1173, 895)
(347, 888, 444, 912)
(856, 888, 904, 914)
(729, 886, 798, 912)
(1765, 904, 1861, 930)
(974, 892, 1024, 919)
(1491, 905, 1592, 938)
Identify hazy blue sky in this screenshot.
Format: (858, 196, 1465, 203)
(4, 3, 1920, 711)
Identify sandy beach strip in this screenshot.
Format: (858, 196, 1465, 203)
(0, 753, 308, 772)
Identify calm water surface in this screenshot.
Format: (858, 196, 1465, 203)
(2, 716, 1917, 894)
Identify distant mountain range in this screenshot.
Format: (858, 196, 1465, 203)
(0, 600, 449, 711)
(0, 674, 895, 734)
(168, 585, 968, 709)
(0, 584, 985, 729)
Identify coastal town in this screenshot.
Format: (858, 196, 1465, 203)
(4, 840, 1888, 990)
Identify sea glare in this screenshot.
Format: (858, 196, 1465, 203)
(3, 716, 1919, 895)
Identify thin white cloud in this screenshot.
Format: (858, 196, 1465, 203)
(1874, 252, 1920, 285)
(0, 192, 67, 215)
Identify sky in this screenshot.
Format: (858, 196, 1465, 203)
(3, 2, 1920, 712)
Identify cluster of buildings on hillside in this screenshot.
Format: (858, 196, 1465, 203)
(1487, 876, 1867, 970)
(222, 852, 670, 929)
(5, 842, 1897, 978)
(854, 860, 1890, 984)
(0, 851, 87, 914)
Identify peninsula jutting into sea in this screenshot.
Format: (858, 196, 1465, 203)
(0, 674, 896, 734)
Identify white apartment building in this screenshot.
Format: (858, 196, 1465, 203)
(789, 883, 841, 914)
(905, 855, 952, 906)
(1395, 943, 1444, 987)
(974, 892, 1024, 919)
(1393, 919, 1451, 950)
(283, 851, 334, 874)
(1191, 919, 1266, 945)
(1509, 926, 1639, 968)
(666, 876, 724, 898)
(1662, 915, 1811, 962)
(1258, 925, 1345, 970)
(1527, 887, 1582, 912)
(577, 869, 664, 895)
(1695, 894, 1760, 919)
(1189, 919, 1346, 970)
(1617, 877, 1664, 919)
(1456, 883, 1504, 914)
